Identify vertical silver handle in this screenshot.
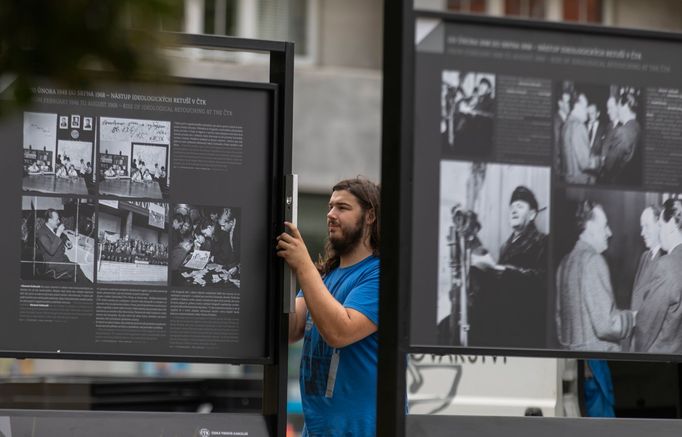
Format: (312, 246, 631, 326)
(283, 174, 298, 313)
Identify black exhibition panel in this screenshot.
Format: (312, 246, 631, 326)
(0, 33, 294, 437)
(379, 3, 682, 437)
(6, 77, 274, 362)
(410, 11, 682, 361)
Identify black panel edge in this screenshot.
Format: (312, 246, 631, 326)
(414, 10, 682, 43)
(170, 32, 288, 53)
(262, 41, 295, 437)
(377, 0, 414, 436)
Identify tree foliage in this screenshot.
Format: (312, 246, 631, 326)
(0, 0, 183, 111)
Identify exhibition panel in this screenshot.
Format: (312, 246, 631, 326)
(411, 13, 682, 359)
(379, 5, 682, 436)
(5, 77, 275, 362)
(1, 33, 294, 437)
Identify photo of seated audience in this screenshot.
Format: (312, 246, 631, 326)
(97, 201, 169, 286)
(21, 196, 96, 284)
(170, 204, 240, 289)
(98, 117, 171, 199)
(23, 112, 96, 196)
(99, 239, 169, 265)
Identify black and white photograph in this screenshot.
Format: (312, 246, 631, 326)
(97, 200, 169, 286)
(59, 116, 69, 129)
(554, 81, 643, 187)
(441, 71, 495, 157)
(437, 160, 550, 349)
(71, 114, 81, 129)
(21, 196, 96, 284)
(83, 117, 93, 131)
(553, 187, 682, 355)
(23, 112, 96, 196)
(98, 117, 171, 199)
(57, 139, 96, 192)
(170, 204, 240, 289)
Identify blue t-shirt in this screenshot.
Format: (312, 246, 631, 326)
(299, 255, 380, 437)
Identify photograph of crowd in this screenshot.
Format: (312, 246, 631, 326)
(553, 187, 682, 355)
(21, 196, 96, 284)
(170, 204, 240, 289)
(98, 117, 171, 199)
(554, 82, 643, 187)
(23, 112, 96, 196)
(441, 71, 495, 156)
(437, 160, 550, 349)
(97, 200, 169, 286)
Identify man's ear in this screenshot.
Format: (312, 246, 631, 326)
(365, 208, 376, 225)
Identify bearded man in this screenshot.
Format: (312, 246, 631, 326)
(277, 177, 380, 437)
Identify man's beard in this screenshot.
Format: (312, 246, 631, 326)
(329, 215, 365, 256)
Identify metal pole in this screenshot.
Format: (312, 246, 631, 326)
(377, 0, 414, 435)
(459, 236, 469, 347)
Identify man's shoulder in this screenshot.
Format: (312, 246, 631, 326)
(527, 227, 548, 245)
(654, 250, 682, 278)
(583, 248, 606, 265)
(346, 255, 379, 269)
(615, 121, 640, 140)
(563, 242, 602, 264)
(649, 254, 682, 299)
(358, 255, 380, 275)
(36, 224, 51, 237)
(623, 119, 641, 133)
(330, 256, 379, 282)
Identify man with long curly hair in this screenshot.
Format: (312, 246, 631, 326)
(277, 177, 380, 437)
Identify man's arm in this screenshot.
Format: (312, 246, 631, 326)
(36, 227, 64, 257)
(575, 128, 593, 172)
(583, 255, 634, 342)
(616, 125, 638, 163)
(633, 266, 675, 352)
(289, 296, 308, 343)
(277, 222, 377, 349)
(555, 261, 565, 346)
(630, 251, 649, 304)
(499, 237, 547, 282)
(607, 128, 636, 173)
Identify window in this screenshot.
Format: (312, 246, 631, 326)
(447, 0, 487, 13)
(182, 0, 313, 58)
(258, 0, 309, 56)
(563, 0, 602, 23)
(505, 0, 546, 19)
(204, 0, 238, 35)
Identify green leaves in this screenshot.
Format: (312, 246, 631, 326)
(0, 0, 183, 112)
